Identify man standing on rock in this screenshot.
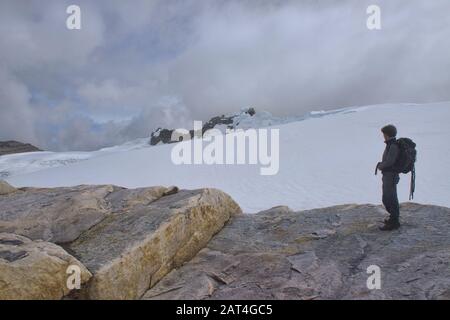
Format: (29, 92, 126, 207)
(376, 125, 401, 231)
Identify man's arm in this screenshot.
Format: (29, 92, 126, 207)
(378, 143, 399, 170)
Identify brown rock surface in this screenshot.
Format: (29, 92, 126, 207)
(0, 233, 91, 300)
(68, 188, 241, 299)
(0, 184, 241, 299)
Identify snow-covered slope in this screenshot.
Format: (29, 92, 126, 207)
(4, 102, 450, 213)
(0, 107, 354, 178)
(0, 138, 150, 179)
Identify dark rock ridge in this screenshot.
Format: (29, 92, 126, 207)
(0, 141, 41, 156)
(150, 108, 256, 145)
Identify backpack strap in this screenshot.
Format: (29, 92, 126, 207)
(409, 165, 416, 200)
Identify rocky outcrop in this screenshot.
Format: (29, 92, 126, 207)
(0, 233, 91, 300)
(0, 141, 41, 156)
(0, 184, 241, 299)
(1, 181, 448, 300)
(0, 180, 16, 195)
(144, 203, 450, 300)
(68, 188, 241, 299)
(0, 185, 183, 244)
(150, 108, 256, 145)
(0, 185, 117, 243)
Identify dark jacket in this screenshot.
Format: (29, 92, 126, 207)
(378, 137, 399, 173)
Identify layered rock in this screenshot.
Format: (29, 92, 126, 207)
(0, 185, 181, 244)
(0, 185, 117, 243)
(144, 203, 450, 300)
(0, 184, 241, 299)
(0, 233, 91, 300)
(68, 188, 241, 299)
(1, 181, 448, 300)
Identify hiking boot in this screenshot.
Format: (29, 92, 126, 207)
(379, 220, 400, 231)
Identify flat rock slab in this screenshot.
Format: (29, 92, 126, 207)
(144, 203, 450, 300)
(0, 185, 168, 243)
(67, 188, 241, 300)
(0, 233, 91, 300)
(0, 184, 241, 299)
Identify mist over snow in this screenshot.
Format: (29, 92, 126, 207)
(1, 0, 450, 151)
(4, 102, 450, 212)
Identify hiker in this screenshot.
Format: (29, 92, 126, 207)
(375, 125, 417, 231)
(376, 125, 401, 231)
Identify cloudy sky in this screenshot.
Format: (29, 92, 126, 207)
(1, 0, 450, 151)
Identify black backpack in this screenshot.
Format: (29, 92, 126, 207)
(394, 138, 417, 200)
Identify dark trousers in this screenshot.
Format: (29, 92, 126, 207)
(382, 172, 400, 222)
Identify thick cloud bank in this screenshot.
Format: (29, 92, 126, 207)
(1, 0, 449, 150)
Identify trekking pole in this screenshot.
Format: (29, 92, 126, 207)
(374, 163, 379, 175)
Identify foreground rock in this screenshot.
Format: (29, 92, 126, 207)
(68, 188, 241, 299)
(0, 233, 91, 300)
(144, 203, 450, 300)
(0, 184, 241, 299)
(0, 141, 41, 156)
(1, 182, 448, 300)
(0, 180, 16, 195)
(0, 185, 170, 243)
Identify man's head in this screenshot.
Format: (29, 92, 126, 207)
(381, 124, 397, 141)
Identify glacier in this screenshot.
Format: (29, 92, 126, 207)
(3, 102, 450, 213)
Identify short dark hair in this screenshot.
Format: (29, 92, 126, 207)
(381, 124, 397, 138)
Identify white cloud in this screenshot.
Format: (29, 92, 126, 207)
(1, 0, 450, 150)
